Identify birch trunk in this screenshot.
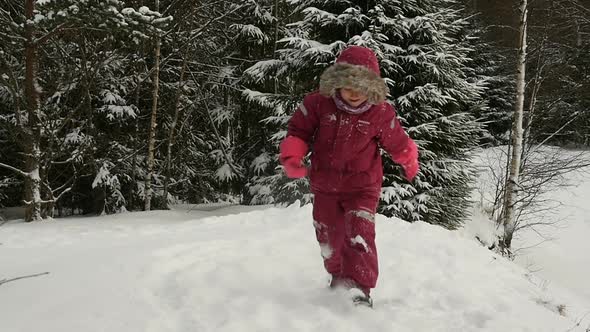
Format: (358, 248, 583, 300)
(501, 0, 528, 252)
(24, 0, 43, 222)
(144, 0, 161, 211)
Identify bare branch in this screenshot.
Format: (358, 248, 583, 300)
(33, 23, 69, 46)
(0, 272, 50, 286)
(512, 238, 551, 255)
(565, 311, 590, 332)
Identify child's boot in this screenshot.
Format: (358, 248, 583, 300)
(330, 276, 373, 308)
(349, 288, 373, 308)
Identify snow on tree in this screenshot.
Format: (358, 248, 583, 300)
(0, 0, 170, 219)
(244, 0, 486, 228)
(225, 0, 306, 205)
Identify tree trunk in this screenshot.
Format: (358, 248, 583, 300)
(273, 0, 280, 94)
(144, 0, 161, 211)
(575, 21, 582, 48)
(501, 0, 528, 253)
(163, 55, 187, 208)
(24, 0, 42, 222)
(129, 77, 140, 210)
(79, 36, 105, 215)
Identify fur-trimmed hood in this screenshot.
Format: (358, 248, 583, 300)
(319, 46, 389, 105)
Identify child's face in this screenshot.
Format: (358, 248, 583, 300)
(340, 87, 368, 107)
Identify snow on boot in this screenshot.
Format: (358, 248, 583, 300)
(329, 276, 373, 307)
(330, 276, 359, 292)
(348, 288, 373, 308)
(329, 275, 348, 289)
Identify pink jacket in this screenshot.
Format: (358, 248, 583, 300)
(285, 92, 415, 194)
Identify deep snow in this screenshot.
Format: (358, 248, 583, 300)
(1, 202, 588, 332)
(469, 147, 590, 305)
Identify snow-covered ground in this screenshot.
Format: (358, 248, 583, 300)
(514, 175, 590, 297)
(466, 146, 590, 329)
(1, 200, 588, 331)
(2, 147, 589, 331)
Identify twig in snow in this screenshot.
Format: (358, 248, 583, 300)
(0, 272, 50, 286)
(565, 311, 590, 332)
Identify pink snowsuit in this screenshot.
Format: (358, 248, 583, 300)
(280, 46, 418, 294)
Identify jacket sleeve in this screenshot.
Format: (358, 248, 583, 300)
(286, 95, 320, 145)
(377, 104, 415, 165)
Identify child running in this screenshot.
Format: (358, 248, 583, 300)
(279, 46, 419, 307)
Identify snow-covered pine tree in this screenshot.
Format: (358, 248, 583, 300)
(236, 0, 316, 205)
(466, 31, 515, 146)
(136, 0, 236, 208)
(525, 0, 590, 147)
(462, 2, 515, 146)
(0, 0, 170, 218)
(246, 0, 486, 228)
(140, 0, 240, 211)
(371, 1, 485, 228)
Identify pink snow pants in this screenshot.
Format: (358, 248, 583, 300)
(312, 191, 380, 293)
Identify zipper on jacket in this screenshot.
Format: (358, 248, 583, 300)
(333, 112, 346, 193)
(330, 112, 342, 169)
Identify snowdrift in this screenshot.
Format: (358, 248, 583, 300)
(1, 204, 586, 332)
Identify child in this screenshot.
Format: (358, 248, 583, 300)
(279, 46, 419, 307)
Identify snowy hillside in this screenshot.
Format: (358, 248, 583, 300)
(1, 203, 588, 332)
(465, 147, 590, 326)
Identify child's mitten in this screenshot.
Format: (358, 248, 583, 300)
(279, 136, 308, 179)
(394, 140, 419, 182)
(402, 158, 419, 182)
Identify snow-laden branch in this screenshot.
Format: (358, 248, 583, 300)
(127, 3, 247, 99)
(189, 71, 242, 180)
(33, 22, 69, 46)
(0, 30, 26, 42)
(0, 162, 28, 177)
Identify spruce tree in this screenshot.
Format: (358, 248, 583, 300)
(0, 0, 170, 217)
(237, 0, 311, 205)
(247, 0, 486, 228)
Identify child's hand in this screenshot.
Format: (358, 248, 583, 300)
(282, 157, 307, 178)
(402, 159, 419, 182)
(279, 135, 309, 179)
(390, 139, 419, 182)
